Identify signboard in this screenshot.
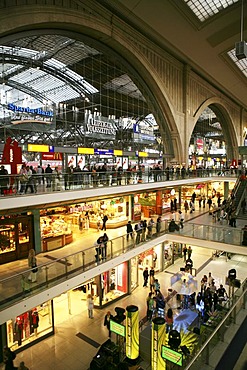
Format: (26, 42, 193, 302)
(110, 320, 125, 337)
(94, 149, 113, 155)
(161, 346, 183, 366)
(133, 122, 155, 143)
(85, 111, 117, 139)
(42, 153, 63, 161)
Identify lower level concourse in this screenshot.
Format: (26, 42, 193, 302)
(0, 212, 246, 370)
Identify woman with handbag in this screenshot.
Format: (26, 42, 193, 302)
(28, 249, 38, 282)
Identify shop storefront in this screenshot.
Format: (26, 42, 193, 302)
(1, 301, 54, 353)
(0, 215, 34, 264)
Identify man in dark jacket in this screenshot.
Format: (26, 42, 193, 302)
(104, 311, 113, 337)
(143, 267, 149, 287)
(169, 219, 179, 232)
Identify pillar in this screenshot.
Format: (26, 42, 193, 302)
(152, 317, 166, 370)
(156, 190, 162, 215)
(126, 305, 139, 360)
(32, 209, 41, 253)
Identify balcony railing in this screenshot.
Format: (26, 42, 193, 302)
(0, 168, 238, 197)
(0, 219, 245, 312)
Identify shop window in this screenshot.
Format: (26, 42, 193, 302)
(18, 222, 30, 244)
(6, 302, 53, 351)
(0, 224, 16, 254)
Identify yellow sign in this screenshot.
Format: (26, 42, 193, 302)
(28, 144, 49, 152)
(138, 152, 148, 157)
(78, 147, 94, 154)
(152, 318, 166, 370)
(114, 150, 123, 156)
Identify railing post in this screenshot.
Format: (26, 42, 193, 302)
(45, 266, 49, 287)
(82, 252, 85, 271)
(110, 240, 113, 258)
(65, 258, 68, 277)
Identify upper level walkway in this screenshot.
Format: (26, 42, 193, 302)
(0, 170, 237, 213)
(1, 208, 247, 323)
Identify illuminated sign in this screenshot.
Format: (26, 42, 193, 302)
(110, 320, 125, 337)
(42, 153, 63, 160)
(114, 150, 123, 156)
(28, 144, 50, 153)
(78, 147, 94, 155)
(161, 346, 183, 366)
(138, 152, 148, 157)
(126, 305, 139, 360)
(8, 103, 53, 117)
(94, 149, 113, 155)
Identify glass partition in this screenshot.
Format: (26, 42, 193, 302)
(0, 219, 246, 311)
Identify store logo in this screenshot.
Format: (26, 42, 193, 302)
(8, 103, 53, 117)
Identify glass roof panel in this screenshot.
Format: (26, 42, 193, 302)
(227, 49, 247, 77)
(183, 0, 239, 22)
(104, 74, 145, 100)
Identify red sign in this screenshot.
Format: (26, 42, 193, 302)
(42, 153, 63, 160)
(1, 137, 22, 174)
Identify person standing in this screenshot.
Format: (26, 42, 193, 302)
(149, 266, 155, 292)
(28, 249, 37, 282)
(102, 233, 108, 259)
(147, 218, 155, 238)
(102, 214, 108, 231)
(3, 346, 16, 370)
(18, 361, 29, 370)
(0, 165, 9, 195)
(126, 221, 133, 241)
(104, 311, 113, 338)
(86, 294, 94, 318)
(183, 245, 187, 262)
(178, 210, 184, 229)
(143, 267, 149, 287)
(165, 308, 174, 333)
(45, 164, 53, 188)
(135, 221, 142, 244)
(156, 216, 162, 234)
(184, 200, 189, 213)
(187, 246, 192, 259)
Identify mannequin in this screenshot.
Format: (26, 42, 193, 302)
(31, 309, 39, 336)
(14, 316, 23, 346)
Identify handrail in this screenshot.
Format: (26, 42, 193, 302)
(0, 169, 238, 199)
(0, 219, 245, 285)
(184, 280, 247, 370)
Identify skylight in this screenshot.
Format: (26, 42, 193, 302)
(183, 0, 239, 22)
(228, 48, 247, 77)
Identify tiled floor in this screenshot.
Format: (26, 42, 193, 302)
(0, 209, 246, 370)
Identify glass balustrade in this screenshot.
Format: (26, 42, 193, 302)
(0, 169, 237, 198)
(0, 220, 245, 311)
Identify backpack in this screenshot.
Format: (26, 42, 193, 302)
(134, 224, 139, 231)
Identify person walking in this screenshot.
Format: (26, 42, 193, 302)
(184, 200, 189, 213)
(104, 311, 113, 338)
(126, 221, 133, 241)
(165, 308, 174, 333)
(86, 293, 94, 318)
(134, 221, 142, 244)
(143, 267, 149, 287)
(28, 249, 37, 282)
(187, 246, 192, 259)
(147, 218, 155, 238)
(102, 214, 108, 231)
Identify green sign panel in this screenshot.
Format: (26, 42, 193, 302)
(110, 320, 126, 337)
(161, 345, 183, 366)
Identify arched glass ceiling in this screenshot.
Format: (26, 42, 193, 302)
(0, 45, 99, 108)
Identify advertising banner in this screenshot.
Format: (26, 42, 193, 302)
(126, 305, 139, 360)
(152, 317, 166, 370)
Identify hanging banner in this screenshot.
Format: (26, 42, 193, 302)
(126, 305, 139, 360)
(85, 111, 117, 139)
(152, 317, 166, 370)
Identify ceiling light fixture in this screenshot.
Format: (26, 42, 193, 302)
(235, 0, 247, 60)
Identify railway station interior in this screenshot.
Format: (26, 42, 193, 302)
(0, 1, 247, 370)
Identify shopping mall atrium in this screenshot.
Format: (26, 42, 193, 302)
(0, 1, 247, 370)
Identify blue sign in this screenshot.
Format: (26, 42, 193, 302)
(8, 103, 53, 117)
(94, 149, 113, 155)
